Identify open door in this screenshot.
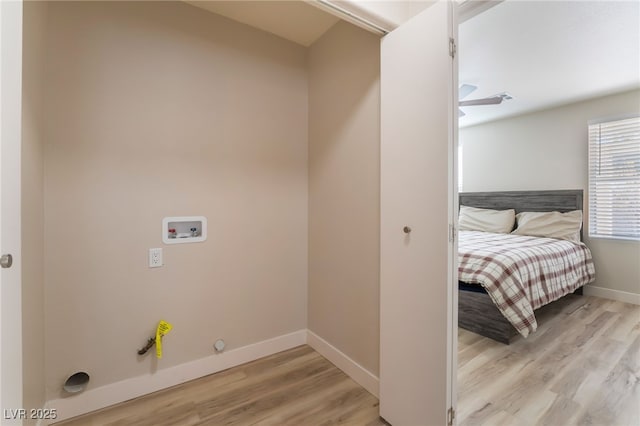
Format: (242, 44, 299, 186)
(380, 1, 457, 424)
(1, 0, 24, 420)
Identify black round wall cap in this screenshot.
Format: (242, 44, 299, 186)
(63, 371, 90, 393)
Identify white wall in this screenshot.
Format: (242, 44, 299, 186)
(460, 89, 640, 296)
(37, 1, 384, 416)
(43, 1, 308, 400)
(307, 20, 380, 377)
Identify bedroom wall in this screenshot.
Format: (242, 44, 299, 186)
(307, 21, 381, 377)
(21, 0, 48, 420)
(460, 89, 640, 297)
(43, 1, 308, 399)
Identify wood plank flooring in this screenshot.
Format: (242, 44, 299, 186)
(458, 295, 640, 426)
(55, 295, 638, 426)
(53, 345, 384, 426)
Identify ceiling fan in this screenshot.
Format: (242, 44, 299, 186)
(459, 84, 512, 117)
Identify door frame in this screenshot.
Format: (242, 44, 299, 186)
(447, 2, 460, 423)
(1, 0, 24, 419)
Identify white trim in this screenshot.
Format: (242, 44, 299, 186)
(44, 329, 384, 424)
(448, 2, 459, 422)
(587, 113, 640, 126)
(306, 0, 392, 35)
(306, 330, 379, 398)
(44, 330, 306, 425)
(584, 285, 640, 305)
(1, 0, 24, 421)
(458, 0, 504, 23)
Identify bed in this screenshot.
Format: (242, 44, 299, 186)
(458, 190, 596, 344)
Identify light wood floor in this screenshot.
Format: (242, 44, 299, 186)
(458, 294, 640, 426)
(56, 295, 638, 426)
(53, 345, 384, 426)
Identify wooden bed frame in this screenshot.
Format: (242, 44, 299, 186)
(458, 189, 584, 344)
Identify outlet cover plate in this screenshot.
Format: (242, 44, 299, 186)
(149, 248, 163, 268)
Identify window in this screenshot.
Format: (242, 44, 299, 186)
(588, 116, 640, 241)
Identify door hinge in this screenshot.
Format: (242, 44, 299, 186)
(449, 37, 456, 58)
(447, 407, 455, 426)
(449, 224, 457, 242)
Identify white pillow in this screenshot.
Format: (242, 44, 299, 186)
(512, 210, 583, 242)
(458, 206, 516, 233)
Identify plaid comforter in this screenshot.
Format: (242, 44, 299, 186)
(458, 230, 596, 337)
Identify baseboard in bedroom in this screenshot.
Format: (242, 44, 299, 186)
(584, 285, 640, 305)
(306, 330, 379, 398)
(44, 329, 307, 425)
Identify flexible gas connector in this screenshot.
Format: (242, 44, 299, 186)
(137, 337, 156, 355)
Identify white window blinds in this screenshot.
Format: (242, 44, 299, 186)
(588, 116, 640, 241)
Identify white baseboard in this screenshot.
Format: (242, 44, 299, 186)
(44, 329, 380, 424)
(306, 330, 379, 398)
(584, 285, 640, 305)
(44, 329, 307, 425)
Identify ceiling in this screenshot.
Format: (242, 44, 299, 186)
(184, 1, 639, 127)
(184, 1, 433, 46)
(459, 0, 640, 127)
(184, 1, 340, 46)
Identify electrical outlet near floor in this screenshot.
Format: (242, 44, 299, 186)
(149, 248, 163, 268)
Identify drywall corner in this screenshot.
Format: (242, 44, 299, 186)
(307, 20, 381, 376)
(22, 0, 48, 421)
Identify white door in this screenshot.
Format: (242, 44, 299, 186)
(1, 0, 24, 420)
(380, 1, 457, 424)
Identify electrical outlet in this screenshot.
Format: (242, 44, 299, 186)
(149, 248, 163, 268)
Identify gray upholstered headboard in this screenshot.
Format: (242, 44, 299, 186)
(459, 190, 583, 214)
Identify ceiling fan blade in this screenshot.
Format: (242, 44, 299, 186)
(459, 96, 503, 106)
(458, 108, 466, 117)
(459, 84, 477, 100)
